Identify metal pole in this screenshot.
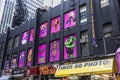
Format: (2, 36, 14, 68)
(103, 37, 107, 54)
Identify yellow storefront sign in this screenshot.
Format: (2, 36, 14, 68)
(55, 58, 114, 77)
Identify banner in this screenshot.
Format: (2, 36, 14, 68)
(55, 58, 114, 77)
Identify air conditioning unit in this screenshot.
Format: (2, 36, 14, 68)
(80, 36, 88, 43)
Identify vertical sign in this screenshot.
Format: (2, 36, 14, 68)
(90, 0, 97, 47)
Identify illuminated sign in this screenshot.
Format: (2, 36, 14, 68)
(39, 65, 57, 75)
(55, 58, 114, 77)
(24, 67, 39, 76)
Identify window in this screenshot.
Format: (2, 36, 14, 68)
(101, 0, 109, 8)
(80, 31, 89, 56)
(103, 23, 112, 38)
(80, 5, 87, 23)
(14, 36, 20, 47)
(7, 39, 13, 50)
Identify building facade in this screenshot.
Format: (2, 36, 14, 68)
(44, 0, 62, 8)
(0, 0, 15, 34)
(25, 0, 44, 20)
(0, 0, 44, 34)
(0, 0, 120, 80)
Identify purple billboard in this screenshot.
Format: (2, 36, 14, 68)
(49, 40, 60, 62)
(116, 47, 120, 73)
(18, 50, 26, 67)
(64, 10, 76, 29)
(27, 48, 33, 66)
(11, 58, 17, 69)
(4, 60, 10, 70)
(37, 44, 46, 64)
(21, 31, 28, 45)
(29, 28, 34, 42)
(39, 22, 48, 38)
(51, 17, 60, 34)
(64, 35, 77, 59)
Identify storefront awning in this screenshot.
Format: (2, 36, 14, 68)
(0, 75, 11, 80)
(55, 58, 115, 77)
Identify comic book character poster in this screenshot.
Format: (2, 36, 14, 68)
(64, 10, 76, 29)
(5, 60, 10, 69)
(37, 44, 46, 64)
(27, 48, 33, 66)
(64, 35, 77, 59)
(51, 17, 60, 34)
(29, 28, 34, 42)
(11, 58, 17, 69)
(39, 22, 48, 37)
(21, 31, 28, 45)
(49, 40, 60, 62)
(18, 51, 25, 67)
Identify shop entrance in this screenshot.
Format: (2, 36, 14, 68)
(79, 76, 90, 80)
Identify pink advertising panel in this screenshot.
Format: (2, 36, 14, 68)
(49, 40, 60, 62)
(51, 17, 60, 34)
(18, 50, 26, 67)
(37, 44, 46, 64)
(11, 58, 17, 69)
(64, 10, 76, 29)
(64, 34, 77, 59)
(29, 28, 34, 42)
(27, 48, 33, 66)
(21, 31, 28, 45)
(39, 22, 48, 38)
(116, 47, 120, 73)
